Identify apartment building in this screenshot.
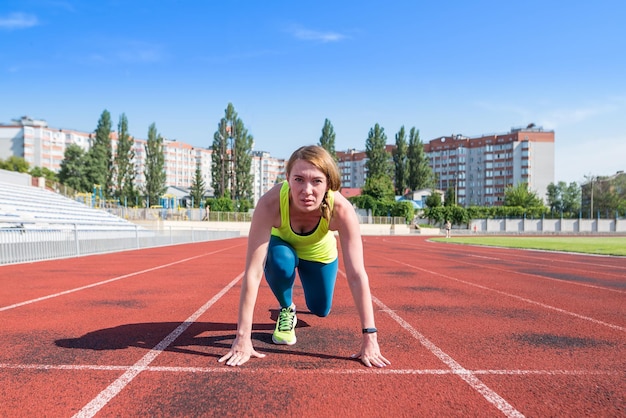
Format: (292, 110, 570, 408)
(336, 148, 368, 189)
(0, 116, 92, 172)
(0, 116, 284, 205)
(336, 145, 396, 190)
(1, 117, 555, 207)
(251, 151, 285, 203)
(425, 126, 555, 206)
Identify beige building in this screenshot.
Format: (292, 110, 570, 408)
(425, 126, 555, 206)
(0, 116, 92, 172)
(0, 116, 283, 205)
(1, 117, 555, 208)
(251, 151, 285, 204)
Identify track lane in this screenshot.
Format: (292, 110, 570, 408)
(0, 235, 624, 416)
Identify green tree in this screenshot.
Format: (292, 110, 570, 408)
(546, 181, 581, 217)
(365, 123, 390, 179)
(503, 182, 544, 208)
(407, 127, 432, 190)
(86, 109, 113, 198)
(0, 156, 30, 173)
(30, 166, 58, 182)
(58, 144, 90, 192)
(392, 126, 409, 196)
(583, 174, 626, 217)
(563, 182, 582, 215)
(143, 123, 166, 208)
(444, 187, 456, 206)
(211, 103, 253, 202)
(113, 113, 138, 205)
(319, 118, 337, 160)
(211, 118, 229, 198)
(232, 118, 254, 203)
(189, 162, 206, 208)
(207, 196, 234, 212)
(546, 182, 562, 213)
(362, 174, 395, 201)
(425, 189, 443, 208)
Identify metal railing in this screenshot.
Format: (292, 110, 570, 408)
(0, 221, 239, 266)
(102, 207, 407, 225)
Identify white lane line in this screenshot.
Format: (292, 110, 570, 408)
(72, 272, 243, 418)
(394, 238, 626, 282)
(371, 294, 525, 418)
(388, 258, 626, 332)
(461, 256, 625, 294)
(1, 363, 620, 376)
(0, 244, 242, 312)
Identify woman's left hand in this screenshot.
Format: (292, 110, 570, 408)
(351, 334, 391, 368)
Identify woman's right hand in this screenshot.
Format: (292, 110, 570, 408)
(218, 336, 266, 367)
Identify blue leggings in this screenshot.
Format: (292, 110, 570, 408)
(264, 236, 338, 317)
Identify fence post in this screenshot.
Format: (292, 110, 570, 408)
(74, 223, 80, 256)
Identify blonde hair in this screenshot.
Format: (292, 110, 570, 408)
(286, 145, 340, 221)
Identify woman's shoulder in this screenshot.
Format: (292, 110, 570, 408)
(253, 183, 282, 223)
(258, 183, 282, 207)
(330, 189, 349, 208)
(329, 190, 357, 224)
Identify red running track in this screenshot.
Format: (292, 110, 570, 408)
(0, 236, 624, 417)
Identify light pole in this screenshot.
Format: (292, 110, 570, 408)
(226, 123, 236, 202)
(590, 176, 594, 218)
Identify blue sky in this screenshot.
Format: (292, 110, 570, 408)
(1, 1, 625, 185)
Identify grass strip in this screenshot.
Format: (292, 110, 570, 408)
(431, 236, 626, 256)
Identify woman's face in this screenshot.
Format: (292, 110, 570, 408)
(288, 159, 328, 213)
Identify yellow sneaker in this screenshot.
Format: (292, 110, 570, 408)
(272, 306, 297, 345)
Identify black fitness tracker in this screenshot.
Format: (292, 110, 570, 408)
(362, 327, 378, 334)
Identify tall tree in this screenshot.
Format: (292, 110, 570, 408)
(503, 182, 544, 208)
(365, 123, 390, 180)
(444, 187, 456, 206)
(319, 118, 337, 160)
(58, 144, 90, 192)
(392, 126, 409, 196)
(189, 161, 206, 208)
(546, 182, 561, 213)
(113, 113, 137, 205)
(143, 123, 166, 208)
(407, 127, 432, 190)
(86, 110, 113, 198)
(547, 181, 581, 216)
(362, 175, 395, 201)
(211, 103, 253, 202)
(233, 118, 254, 203)
(562, 182, 582, 215)
(211, 118, 229, 198)
(582, 174, 626, 217)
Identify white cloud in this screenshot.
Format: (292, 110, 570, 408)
(287, 25, 346, 43)
(0, 12, 38, 30)
(540, 103, 619, 131)
(87, 40, 165, 64)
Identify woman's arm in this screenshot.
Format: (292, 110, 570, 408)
(331, 193, 391, 368)
(219, 185, 281, 366)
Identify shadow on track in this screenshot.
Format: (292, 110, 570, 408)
(54, 310, 351, 362)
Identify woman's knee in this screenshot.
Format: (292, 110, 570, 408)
(306, 301, 331, 317)
(266, 243, 297, 279)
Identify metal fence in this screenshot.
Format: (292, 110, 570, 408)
(0, 222, 239, 266)
(104, 207, 407, 225)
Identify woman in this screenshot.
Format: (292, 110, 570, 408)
(219, 145, 390, 368)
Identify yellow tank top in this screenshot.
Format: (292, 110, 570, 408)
(271, 181, 338, 263)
